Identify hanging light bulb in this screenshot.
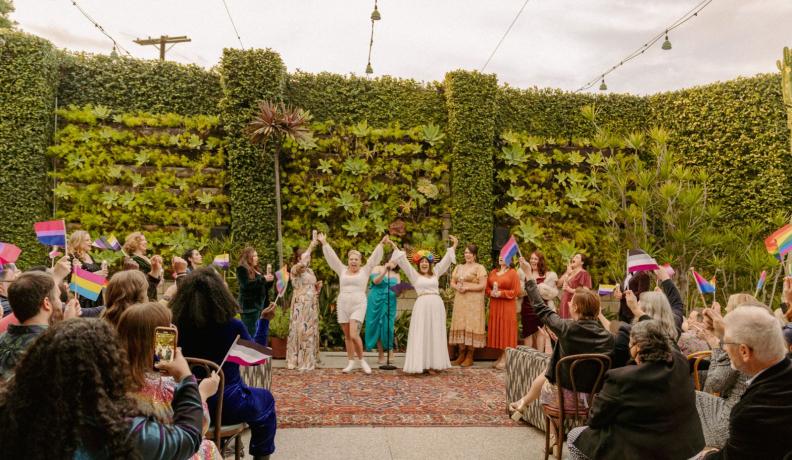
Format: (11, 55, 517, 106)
(662, 31, 672, 50)
(110, 45, 118, 58)
(371, 0, 381, 21)
(366, 62, 373, 74)
(599, 78, 607, 91)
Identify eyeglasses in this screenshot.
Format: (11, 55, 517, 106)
(720, 340, 751, 350)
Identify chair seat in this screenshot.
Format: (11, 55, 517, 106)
(208, 422, 247, 438)
(541, 402, 589, 418)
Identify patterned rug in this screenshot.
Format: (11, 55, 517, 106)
(271, 367, 520, 428)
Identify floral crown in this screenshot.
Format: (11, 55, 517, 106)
(410, 249, 435, 265)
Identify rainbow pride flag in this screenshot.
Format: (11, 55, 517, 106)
(756, 270, 767, 291)
(212, 254, 230, 269)
(499, 236, 519, 265)
(0, 242, 22, 264)
(34, 220, 66, 246)
(275, 265, 289, 296)
(765, 224, 792, 261)
(70, 266, 107, 301)
(692, 270, 716, 295)
(93, 235, 121, 251)
(598, 284, 616, 296)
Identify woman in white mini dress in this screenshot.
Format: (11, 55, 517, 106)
(318, 233, 387, 374)
(387, 236, 457, 374)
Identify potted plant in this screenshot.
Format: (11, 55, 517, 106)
(267, 305, 290, 359)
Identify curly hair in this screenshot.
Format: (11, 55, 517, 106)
(238, 246, 260, 280)
(0, 318, 139, 460)
(630, 320, 674, 364)
(171, 267, 240, 329)
(102, 270, 149, 328)
(123, 231, 146, 255)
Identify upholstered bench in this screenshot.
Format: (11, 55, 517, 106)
(505, 346, 550, 430)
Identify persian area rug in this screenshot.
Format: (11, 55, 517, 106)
(270, 367, 520, 428)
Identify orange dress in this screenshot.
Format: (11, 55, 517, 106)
(486, 268, 520, 350)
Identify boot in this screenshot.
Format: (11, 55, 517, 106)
(451, 344, 466, 366)
(461, 346, 475, 367)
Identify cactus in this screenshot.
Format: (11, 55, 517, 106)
(778, 47, 792, 154)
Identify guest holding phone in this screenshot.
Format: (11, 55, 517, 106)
(237, 247, 275, 335)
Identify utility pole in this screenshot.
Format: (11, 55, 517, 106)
(133, 35, 191, 61)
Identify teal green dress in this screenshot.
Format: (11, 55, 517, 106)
(364, 274, 398, 351)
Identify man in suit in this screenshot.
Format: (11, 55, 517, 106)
(701, 305, 792, 459)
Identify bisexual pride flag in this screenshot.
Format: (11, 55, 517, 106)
(692, 270, 716, 295)
(756, 270, 767, 291)
(0, 242, 22, 264)
(499, 236, 519, 266)
(34, 220, 66, 247)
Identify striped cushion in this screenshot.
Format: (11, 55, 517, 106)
(240, 360, 273, 390)
(505, 346, 550, 430)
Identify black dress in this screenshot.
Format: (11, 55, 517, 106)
(132, 255, 161, 301)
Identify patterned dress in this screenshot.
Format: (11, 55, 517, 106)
(448, 263, 487, 348)
(486, 268, 520, 350)
(364, 273, 398, 351)
(286, 251, 320, 371)
(559, 269, 592, 319)
(130, 373, 222, 460)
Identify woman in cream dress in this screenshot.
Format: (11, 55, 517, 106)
(387, 236, 457, 374)
(286, 239, 322, 371)
(318, 233, 387, 374)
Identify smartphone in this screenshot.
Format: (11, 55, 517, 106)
(266, 264, 272, 275)
(154, 326, 178, 363)
(312, 229, 318, 241)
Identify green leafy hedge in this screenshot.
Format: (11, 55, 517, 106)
(0, 30, 58, 265)
(284, 71, 447, 127)
(648, 73, 792, 224)
(48, 105, 229, 257)
(219, 48, 287, 263)
(445, 70, 498, 266)
(58, 53, 222, 115)
(281, 121, 450, 278)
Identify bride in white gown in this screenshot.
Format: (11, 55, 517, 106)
(387, 236, 458, 374)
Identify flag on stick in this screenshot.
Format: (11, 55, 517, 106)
(69, 266, 107, 301)
(93, 235, 121, 251)
(499, 236, 519, 266)
(627, 249, 660, 273)
(756, 270, 767, 291)
(765, 224, 792, 261)
(692, 270, 716, 294)
(0, 243, 22, 264)
(49, 247, 63, 259)
(275, 265, 289, 296)
(220, 335, 272, 367)
(212, 254, 230, 269)
(33, 220, 66, 246)
(598, 284, 616, 296)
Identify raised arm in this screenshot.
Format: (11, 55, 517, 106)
(658, 274, 684, 332)
(537, 271, 560, 301)
(525, 278, 571, 337)
(434, 247, 457, 277)
(320, 238, 347, 276)
(390, 248, 419, 284)
(363, 242, 385, 274)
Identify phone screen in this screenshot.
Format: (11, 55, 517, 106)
(154, 328, 177, 363)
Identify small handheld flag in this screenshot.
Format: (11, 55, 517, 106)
(598, 284, 616, 296)
(662, 263, 675, 278)
(499, 236, 519, 266)
(69, 266, 108, 301)
(756, 270, 767, 291)
(0, 242, 22, 264)
(49, 247, 63, 259)
(275, 265, 289, 296)
(692, 270, 716, 295)
(212, 254, 230, 269)
(765, 224, 792, 261)
(93, 235, 122, 251)
(34, 220, 66, 247)
(220, 335, 272, 367)
(627, 249, 660, 273)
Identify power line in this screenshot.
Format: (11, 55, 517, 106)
(575, 0, 714, 92)
(220, 0, 245, 49)
(68, 0, 133, 56)
(481, 0, 531, 72)
(133, 35, 192, 61)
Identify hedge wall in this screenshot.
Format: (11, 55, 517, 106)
(219, 48, 287, 263)
(444, 70, 498, 266)
(648, 73, 792, 224)
(284, 71, 446, 127)
(0, 30, 58, 265)
(58, 53, 222, 115)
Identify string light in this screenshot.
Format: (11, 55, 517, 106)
(481, 0, 531, 72)
(575, 0, 713, 92)
(69, 0, 132, 57)
(220, 0, 245, 50)
(366, 0, 379, 75)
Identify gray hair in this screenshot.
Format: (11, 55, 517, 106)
(630, 320, 674, 363)
(723, 306, 786, 363)
(638, 291, 678, 340)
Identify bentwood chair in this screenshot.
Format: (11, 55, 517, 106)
(687, 350, 712, 392)
(541, 353, 611, 460)
(186, 357, 249, 460)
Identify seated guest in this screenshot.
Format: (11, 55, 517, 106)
(101, 270, 148, 327)
(172, 267, 277, 460)
(698, 306, 792, 459)
(567, 320, 705, 459)
(0, 271, 80, 380)
(0, 318, 203, 459)
(616, 270, 650, 323)
(117, 302, 222, 460)
(509, 257, 614, 422)
(0, 263, 20, 317)
(678, 309, 714, 356)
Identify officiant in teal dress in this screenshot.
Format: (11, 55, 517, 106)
(364, 260, 400, 364)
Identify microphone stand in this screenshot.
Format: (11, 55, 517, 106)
(380, 265, 397, 370)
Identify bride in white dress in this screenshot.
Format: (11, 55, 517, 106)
(387, 236, 458, 374)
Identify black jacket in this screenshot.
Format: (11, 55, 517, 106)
(574, 351, 705, 460)
(524, 279, 614, 390)
(236, 266, 273, 311)
(705, 357, 792, 460)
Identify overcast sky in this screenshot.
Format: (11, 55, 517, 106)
(11, 0, 792, 95)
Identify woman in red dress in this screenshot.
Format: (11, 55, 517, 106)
(486, 256, 520, 369)
(556, 253, 592, 319)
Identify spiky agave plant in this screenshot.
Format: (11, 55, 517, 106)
(248, 100, 314, 266)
